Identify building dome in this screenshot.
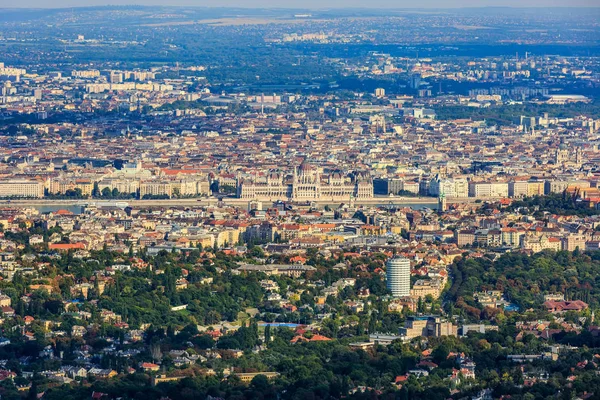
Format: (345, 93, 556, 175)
(353, 171, 370, 181)
(268, 171, 280, 180)
(296, 160, 318, 185)
(298, 160, 315, 175)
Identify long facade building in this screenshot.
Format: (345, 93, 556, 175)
(237, 162, 373, 201)
(0, 180, 44, 198)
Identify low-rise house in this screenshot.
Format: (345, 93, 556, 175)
(88, 368, 117, 379)
(543, 300, 588, 313)
(140, 362, 160, 372)
(71, 325, 87, 337)
(61, 366, 88, 379)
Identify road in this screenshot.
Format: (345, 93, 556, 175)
(0, 196, 489, 209)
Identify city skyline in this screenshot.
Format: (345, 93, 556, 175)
(0, 4, 598, 399)
(1, 0, 599, 8)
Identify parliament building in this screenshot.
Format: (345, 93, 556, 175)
(237, 162, 373, 202)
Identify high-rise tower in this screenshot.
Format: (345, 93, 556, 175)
(386, 257, 411, 297)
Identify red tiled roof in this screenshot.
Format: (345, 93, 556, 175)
(49, 243, 85, 250)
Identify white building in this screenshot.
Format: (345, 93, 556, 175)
(238, 161, 373, 201)
(468, 182, 509, 198)
(429, 176, 469, 198)
(386, 257, 411, 297)
(0, 180, 44, 198)
(508, 181, 528, 198)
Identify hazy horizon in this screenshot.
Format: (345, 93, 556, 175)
(1, 0, 599, 9)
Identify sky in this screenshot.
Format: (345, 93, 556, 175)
(0, 0, 598, 8)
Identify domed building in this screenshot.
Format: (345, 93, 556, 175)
(237, 161, 373, 201)
(293, 161, 321, 199)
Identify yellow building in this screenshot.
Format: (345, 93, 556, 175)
(410, 279, 444, 300)
(0, 294, 11, 307)
(400, 316, 457, 340)
(151, 374, 184, 386)
(143, 221, 156, 230)
(29, 284, 54, 294)
(522, 234, 562, 253)
(390, 226, 404, 235)
(75, 180, 94, 196)
(194, 235, 216, 249)
(140, 181, 172, 198)
(216, 228, 240, 248)
(47, 178, 92, 196)
(527, 181, 545, 196)
(233, 372, 280, 383)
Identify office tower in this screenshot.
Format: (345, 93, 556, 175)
(375, 88, 385, 97)
(386, 257, 411, 297)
